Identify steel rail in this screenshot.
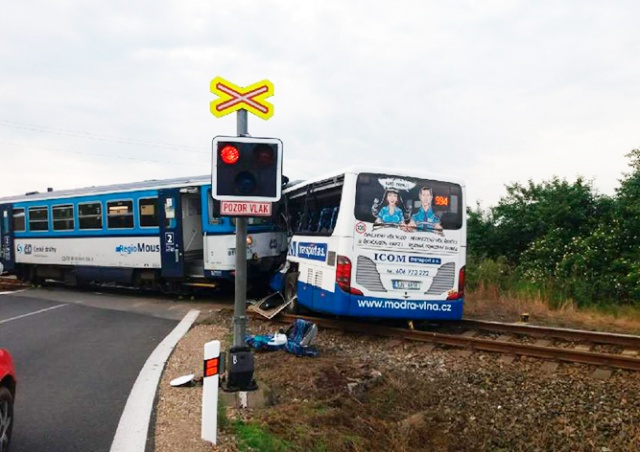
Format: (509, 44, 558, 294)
(0, 277, 24, 291)
(267, 314, 640, 372)
(458, 319, 640, 348)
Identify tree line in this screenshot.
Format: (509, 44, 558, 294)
(467, 149, 640, 306)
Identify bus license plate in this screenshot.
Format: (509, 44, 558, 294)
(392, 280, 421, 290)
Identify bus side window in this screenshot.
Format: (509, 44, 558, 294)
(318, 208, 333, 233)
(305, 211, 319, 233)
(297, 215, 307, 233)
(330, 207, 339, 231)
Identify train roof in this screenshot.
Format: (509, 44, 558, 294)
(0, 175, 211, 204)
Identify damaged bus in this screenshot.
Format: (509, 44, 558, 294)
(270, 167, 466, 320)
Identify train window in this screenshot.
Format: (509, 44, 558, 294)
(28, 206, 49, 232)
(107, 200, 134, 229)
(12, 208, 25, 232)
(139, 198, 159, 227)
(164, 197, 176, 228)
(53, 204, 75, 231)
(78, 202, 103, 230)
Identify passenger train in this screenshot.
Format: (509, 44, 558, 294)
(0, 175, 287, 292)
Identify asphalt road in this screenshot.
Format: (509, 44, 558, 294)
(0, 291, 180, 452)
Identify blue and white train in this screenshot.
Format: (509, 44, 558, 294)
(0, 175, 287, 292)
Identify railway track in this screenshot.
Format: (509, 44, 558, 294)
(254, 313, 640, 372)
(0, 276, 25, 291)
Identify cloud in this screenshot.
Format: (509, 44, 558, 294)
(1, 0, 639, 209)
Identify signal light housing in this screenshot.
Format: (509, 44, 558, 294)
(211, 136, 283, 202)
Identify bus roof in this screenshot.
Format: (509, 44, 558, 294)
(0, 175, 211, 203)
(283, 166, 465, 193)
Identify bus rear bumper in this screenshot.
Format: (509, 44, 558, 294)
(348, 295, 463, 320)
(297, 281, 463, 320)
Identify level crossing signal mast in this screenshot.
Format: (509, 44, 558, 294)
(211, 136, 283, 202)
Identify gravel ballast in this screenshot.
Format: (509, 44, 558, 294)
(154, 313, 640, 451)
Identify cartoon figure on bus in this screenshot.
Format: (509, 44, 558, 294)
(372, 188, 407, 226)
(408, 186, 442, 233)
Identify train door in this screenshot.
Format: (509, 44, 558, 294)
(0, 205, 14, 272)
(181, 192, 203, 260)
(159, 189, 184, 278)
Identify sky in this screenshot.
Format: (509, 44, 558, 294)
(1, 0, 639, 209)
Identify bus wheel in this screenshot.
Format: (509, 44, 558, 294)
(284, 273, 300, 314)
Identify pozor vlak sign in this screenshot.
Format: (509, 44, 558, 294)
(220, 200, 272, 217)
(211, 135, 283, 215)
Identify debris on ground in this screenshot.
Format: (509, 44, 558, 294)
(246, 319, 319, 357)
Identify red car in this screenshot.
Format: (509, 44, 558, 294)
(0, 349, 16, 451)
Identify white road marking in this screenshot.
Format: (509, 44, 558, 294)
(0, 303, 68, 324)
(110, 309, 200, 452)
(0, 289, 27, 296)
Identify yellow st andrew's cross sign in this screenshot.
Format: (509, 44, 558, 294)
(209, 77, 274, 120)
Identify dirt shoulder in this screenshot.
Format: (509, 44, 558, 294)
(154, 307, 640, 452)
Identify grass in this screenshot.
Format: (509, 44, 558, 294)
(466, 283, 640, 334)
(232, 420, 291, 452)
(217, 400, 229, 430)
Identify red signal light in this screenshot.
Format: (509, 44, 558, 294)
(220, 145, 240, 164)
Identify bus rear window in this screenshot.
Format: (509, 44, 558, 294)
(355, 173, 463, 230)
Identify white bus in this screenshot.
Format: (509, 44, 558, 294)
(272, 166, 466, 320)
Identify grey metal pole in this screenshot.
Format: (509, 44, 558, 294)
(233, 217, 247, 346)
(233, 110, 248, 347)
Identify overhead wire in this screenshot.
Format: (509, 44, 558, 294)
(0, 119, 205, 154)
(0, 140, 197, 166)
(0, 118, 316, 176)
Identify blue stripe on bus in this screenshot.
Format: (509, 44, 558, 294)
(296, 281, 463, 320)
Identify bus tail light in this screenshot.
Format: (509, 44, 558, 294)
(336, 255, 363, 295)
(446, 266, 465, 300)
